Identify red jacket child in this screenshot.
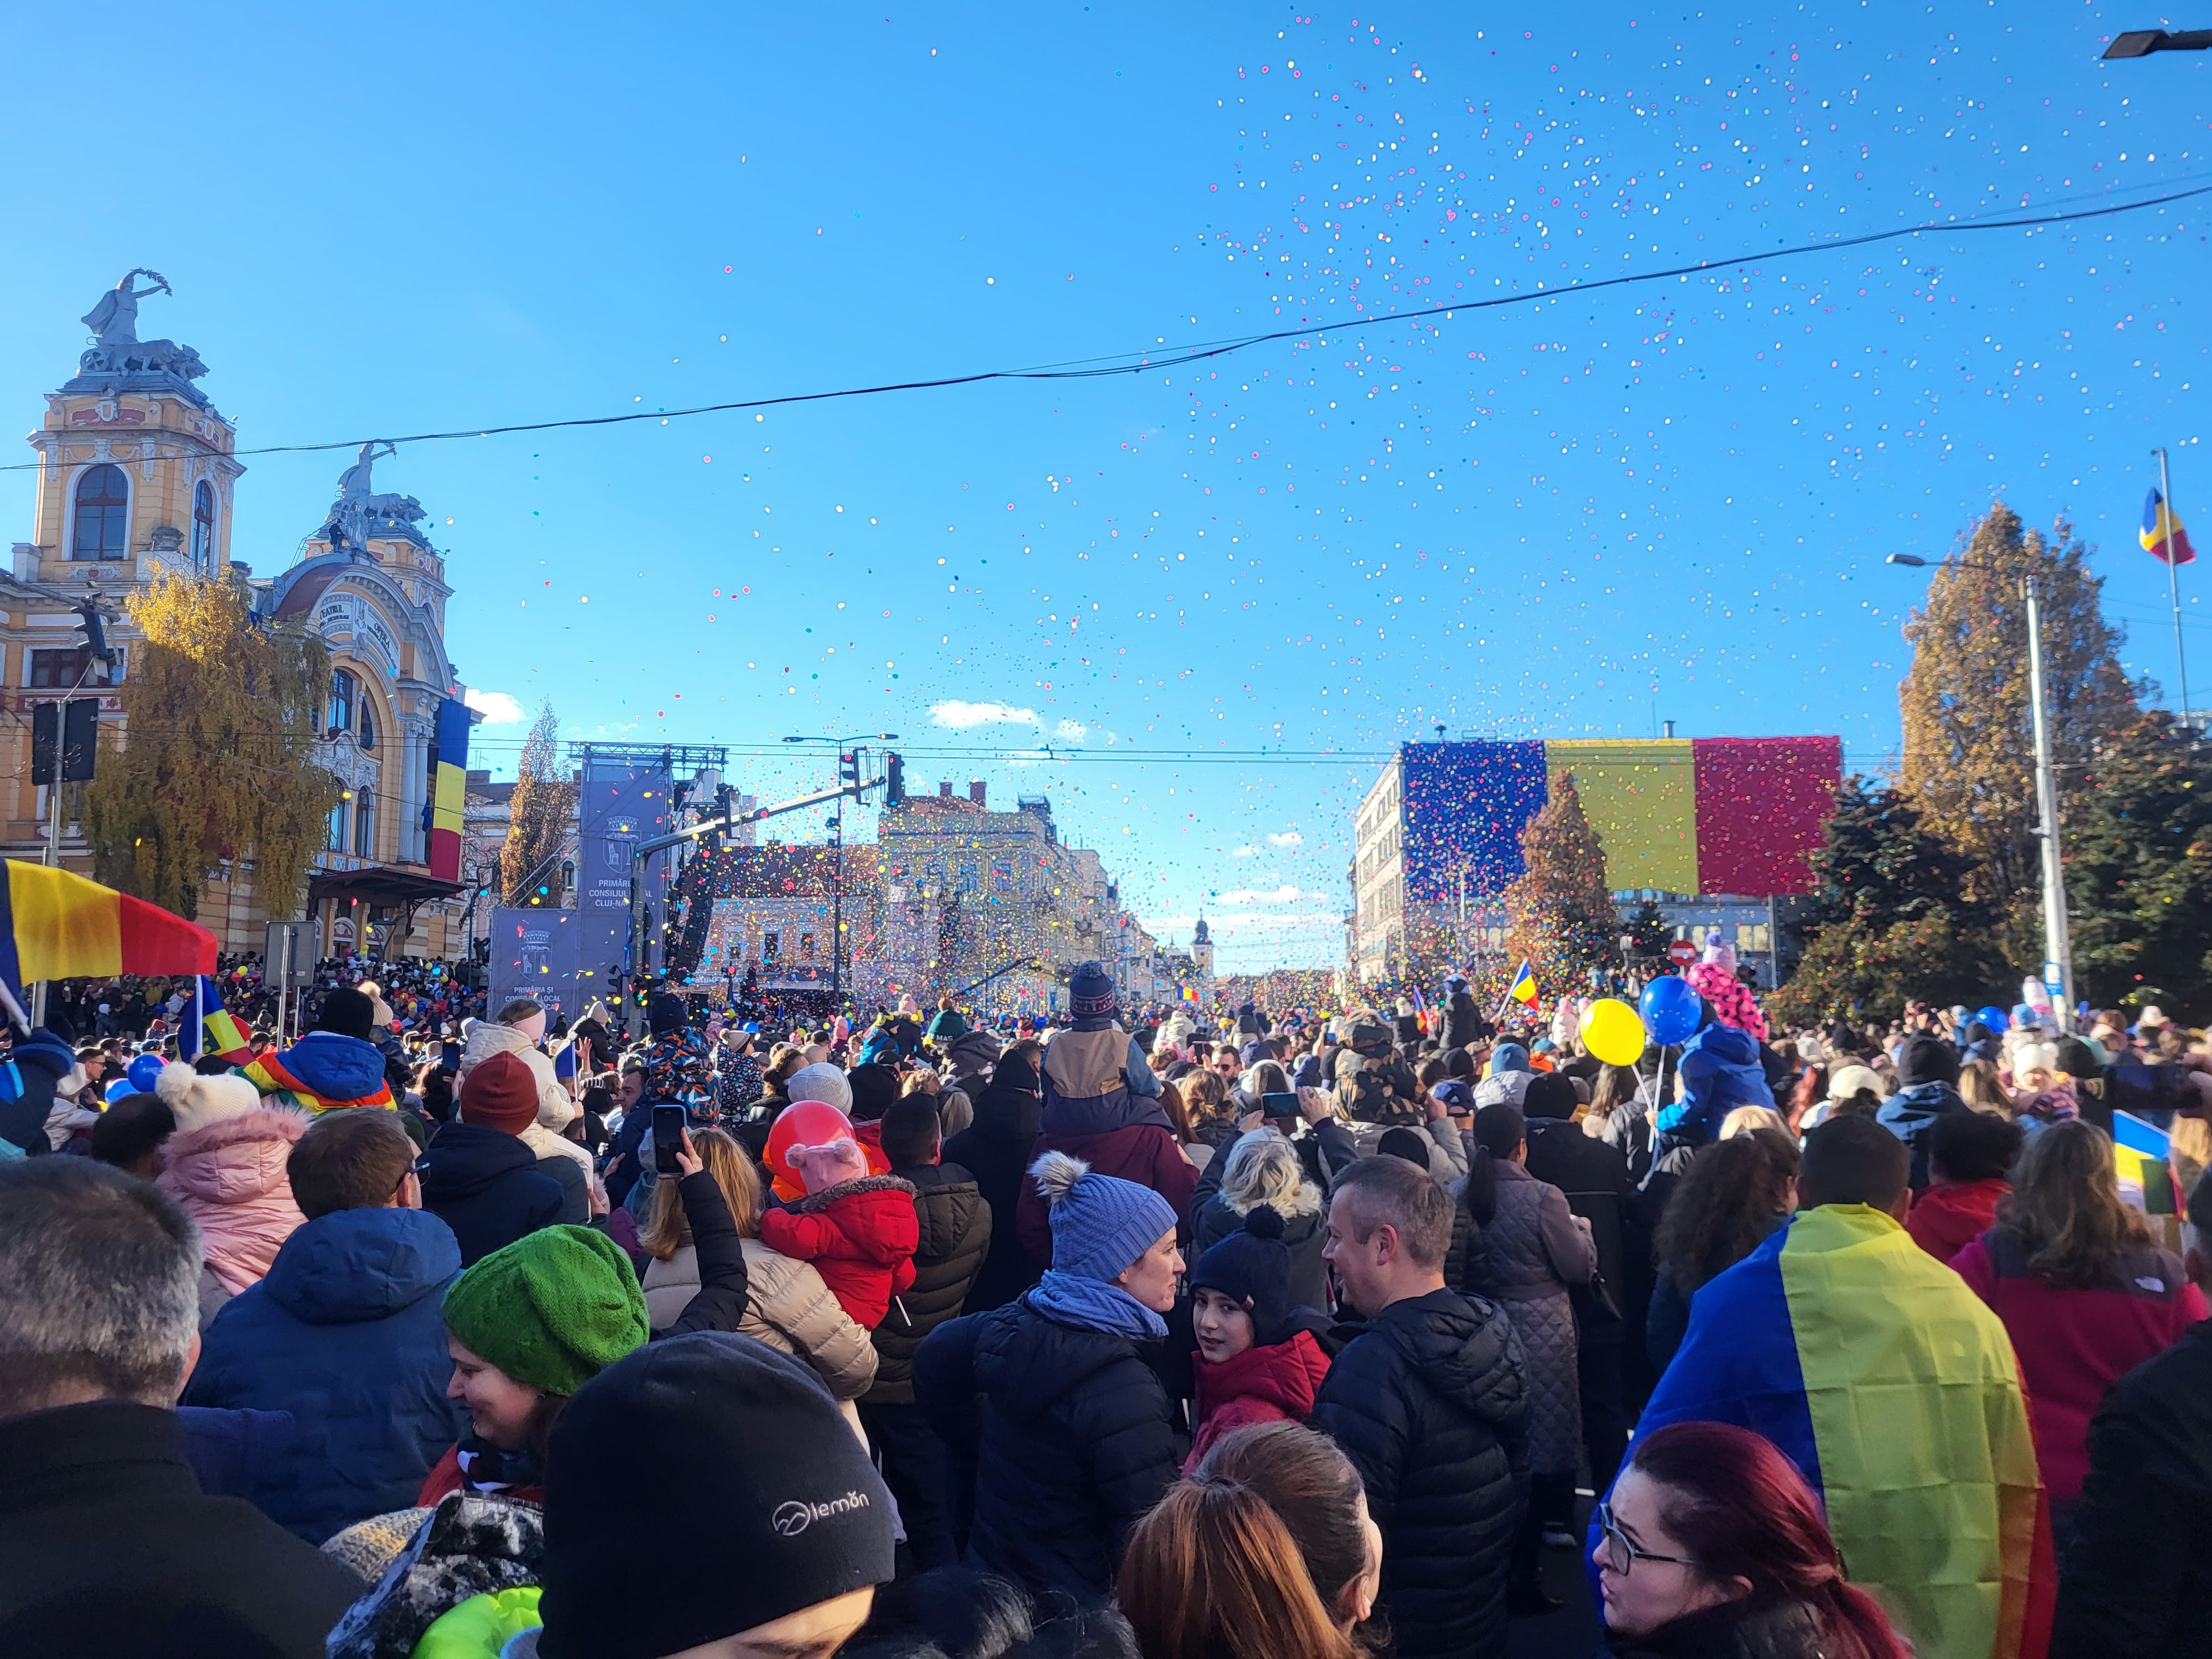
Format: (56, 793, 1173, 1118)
(1182, 1206, 1334, 1474)
(758, 1138, 919, 1329)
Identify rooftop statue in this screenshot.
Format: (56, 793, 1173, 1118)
(322, 441, 427, 554)
(78, 269, 207, 382)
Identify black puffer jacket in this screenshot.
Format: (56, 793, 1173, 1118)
(1310, 1287, 1527, 1659)
(417, 1121, 567, 1267)
(942, 1066, 1045, 1313)
(866, 1162, 992, 1404)
(1604, 1597, 1835, 1659)
(914, 1295, 1181, 1603)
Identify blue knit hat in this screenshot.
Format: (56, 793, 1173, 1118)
(1069, 960, 1118, 1019)
(1028, 1150, 1177, 1281)
(1490, 1041, 1531, 1075)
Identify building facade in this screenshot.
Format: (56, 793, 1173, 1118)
(1351, 737, 1842, 988)
(5, 273, 476, 957)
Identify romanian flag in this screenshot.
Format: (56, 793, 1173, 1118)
(424, 697, 471, 881)
(1506, 959, 1539, 1008)
(2141, 486, 2197, 566)
(1620, 1204, 2053, 1659)
(2112, 1110, 2178, 1214)
(180, 975, 252, 1066)
(0, 860, 215, 989)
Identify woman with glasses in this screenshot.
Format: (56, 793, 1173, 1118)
(1595, 1421, 1910, 1659)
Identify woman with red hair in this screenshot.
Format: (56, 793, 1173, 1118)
(1594, 1421, 1911, 1659)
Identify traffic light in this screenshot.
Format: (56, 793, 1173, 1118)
(839, 749, 860, 787)
(885, 751, 905, 805)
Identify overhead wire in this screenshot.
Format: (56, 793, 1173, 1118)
(3, 179, 2203, 477)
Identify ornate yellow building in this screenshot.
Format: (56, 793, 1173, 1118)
(3, 271, 477, 957)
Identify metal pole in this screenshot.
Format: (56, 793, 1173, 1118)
(831, 812, 844, 1011)
(2023, 575, 2077, 1031)
(2158, 446, 2190, 727)
(1766, 894, 1780, 992)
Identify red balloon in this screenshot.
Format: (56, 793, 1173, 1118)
(764, 1101, 855, 1188)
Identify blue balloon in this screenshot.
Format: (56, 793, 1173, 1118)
(1974, 1005, 2008, 1035)
(104, 1077, 138, 1104)
(127, 1053, 166, 1093)
(1639, 975, 1702, 1047)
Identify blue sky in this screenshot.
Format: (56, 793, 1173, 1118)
(1, 3, 2203, 969)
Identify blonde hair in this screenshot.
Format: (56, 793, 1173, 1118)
(1719, 1105, 1788, 1141)
(1219, 1130, 1319, 1218)
(2001, 1119, 2152, 1288)
(1959, 1059, 2011, 1115)
(640, 1126, 763, 1258)
(901, 1070, 941, 1097)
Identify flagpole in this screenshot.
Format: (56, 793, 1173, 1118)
(2159, 446, 2191, 727)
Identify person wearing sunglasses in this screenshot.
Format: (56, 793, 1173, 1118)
(1594, 1421, 1910, 1659)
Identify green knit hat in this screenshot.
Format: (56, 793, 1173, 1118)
(442, 1225, 649, 1398)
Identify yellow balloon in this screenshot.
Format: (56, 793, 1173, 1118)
(1581, 998, 1647, 1067)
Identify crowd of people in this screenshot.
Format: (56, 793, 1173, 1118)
(0, 935, 2206, 1659)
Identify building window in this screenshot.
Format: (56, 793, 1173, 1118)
(191, 480, 216, 572)
(328, 669, 357, 738)
(354, 787, 375, 857)
(72, 465, 129, 561)
(27, 646, 91, 689)
(358, 698, 377, 752)
(799, 932, 816, 961)
(327, 794, 349, 852)
(763, 931, 780, 963)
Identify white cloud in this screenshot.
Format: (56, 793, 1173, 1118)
(930, 700, 1040, 729)
(1053, 719, 1089, 742)
(1266, 831, 1305, 848)
(463, 689, 526, 725)
(1214, 885, 1304, 906)
(1232, 844, 1260, 859)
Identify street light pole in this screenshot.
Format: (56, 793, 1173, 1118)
(1889, 554, 2075, 1029)
(781, 732, 898, 1018)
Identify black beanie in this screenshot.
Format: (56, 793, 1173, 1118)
(317, 987, 375, 1042)
(1376, 1126, 1432, 1168)
(1523, 1072, 1578, 1121)
(1898, 1033, 1960, 1088)
(1190, 1205, 1295, 1344)
(648, 992, 687, 1036)
(847, 1063, 900, 1123)
(539, 1333, 894, 1659)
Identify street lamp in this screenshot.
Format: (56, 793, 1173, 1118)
(781, 733, 900, 1009)
(1887, 553, 2075, 1027)
(2104, 27, 2212, 56)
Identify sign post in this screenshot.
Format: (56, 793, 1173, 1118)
(1666, 938, 1698, 969)
(265, 920, 316, 1042)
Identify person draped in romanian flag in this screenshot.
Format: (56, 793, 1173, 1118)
(240, 987, 397, 1114)
(1616, 1114, 2053, 1659)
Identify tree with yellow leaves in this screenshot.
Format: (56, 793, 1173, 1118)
(1897, 503, 2138, 951)
(83, 572, 341, 921)
(501, 700, 576, 906)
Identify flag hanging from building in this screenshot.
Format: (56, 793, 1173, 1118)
(1506, 959, 1539, 1007)
(424, 696, 472, 881)
(2141, 487, 2197, 566)
(180, 975, 252, 1065)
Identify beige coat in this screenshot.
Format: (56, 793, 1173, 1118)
(642, 1238, 879, 1401)
(458, 1023, 576, 1131)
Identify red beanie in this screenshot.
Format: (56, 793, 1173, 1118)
(461, 1051, 539, 1136)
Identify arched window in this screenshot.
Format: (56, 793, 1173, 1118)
(358, 698, 377, 752)
(327, 793, 349, 852)
(354, 787, 375, 858)
(190, 480, 216, 572)
(328, 669, 357, 738)
(72, 465, 129, 561)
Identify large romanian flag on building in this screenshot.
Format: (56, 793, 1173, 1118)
(0, 860, 216, 989)
(1621, 1204, 2053, 1659)
(424, 696, 471, 881)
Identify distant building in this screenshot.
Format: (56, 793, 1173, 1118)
(667, 841, 885, 1009)
(1351, 737, 1841, 989)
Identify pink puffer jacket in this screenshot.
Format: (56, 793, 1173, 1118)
(156, 1105, 309, 1296)
(1687, 961, 1771, 1045)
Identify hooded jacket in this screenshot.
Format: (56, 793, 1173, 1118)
(243, 1030, 396, 1114)
(1906, 1177, 2010, 1265)
(1191, 1185, 1330, 1313)
(1309, 1288, 1528, 1659)
(1014, 1086, 1197, 1265)
(1877, 1081, 1970, 1192)
(641, 1237, 879, 1400)
(866, 1162, 992, 1405)
(158, 1105, 310, 1318)
(457, 1023, 575, 1134)
(416, 1121, 567, 1267)
(0, 1029, 77, 1154)
(1659, 1023, 1774, 1145)
(945, 1066, 1048, 1313)
(182, 1206, 465, 1544)
(1184, 1327, 1333, 1473)
(914, 1295, 1182, 1601)
(758, 1174, 920, 1330)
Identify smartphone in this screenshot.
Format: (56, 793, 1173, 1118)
(653, 1105, 686, 1175)
(1260, 1091, 1301, 1124)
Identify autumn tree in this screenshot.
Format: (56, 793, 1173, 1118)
(502, 700, 576, 906)
(1501, 771, 1620, 1000)
(83, 572, 340, 921)
(2063, 711, 2212, 1018)
(1898, 503, 2138, 942)
(1768, 776, 2006, 1024)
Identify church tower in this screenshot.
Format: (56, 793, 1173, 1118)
(1192, 914, 1214, 980)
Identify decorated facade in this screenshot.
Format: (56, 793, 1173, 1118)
(4, 272, 477, 956)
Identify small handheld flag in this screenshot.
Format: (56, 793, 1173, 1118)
(180, 975, 252, 1066)
(1507, 959, 1540, 1008)
(2141, 487, 2197, 566)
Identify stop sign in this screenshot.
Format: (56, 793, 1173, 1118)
(1667, 939, 1698, 967)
